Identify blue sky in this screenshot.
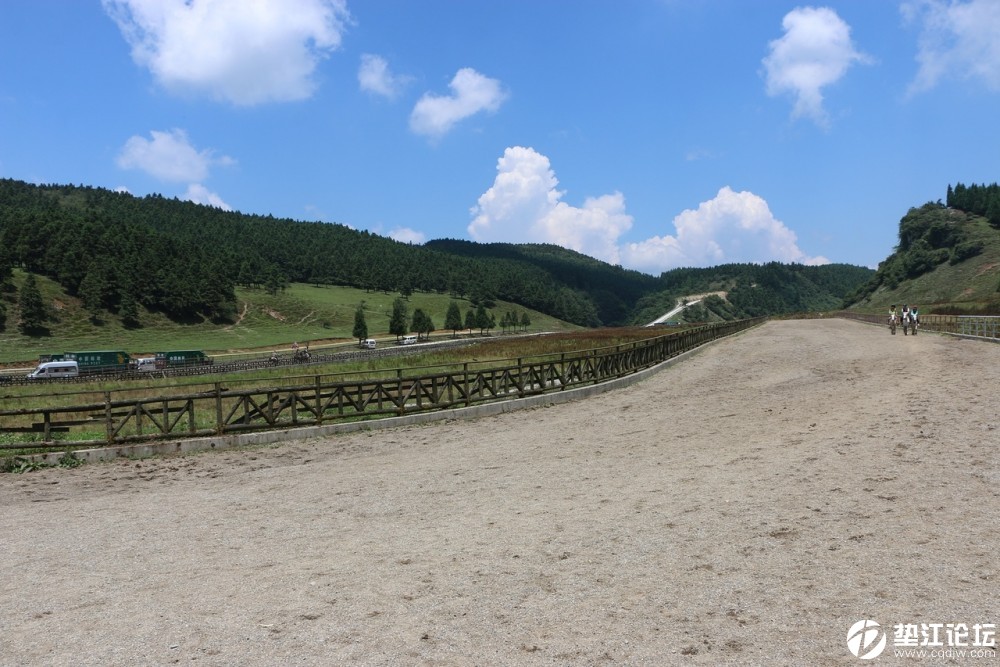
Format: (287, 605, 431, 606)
(2, 1, 999, 276)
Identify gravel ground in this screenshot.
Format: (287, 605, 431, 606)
(1, 319, 997, 666)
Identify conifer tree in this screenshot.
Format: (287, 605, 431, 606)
(353, 304, 368, 344)
(445, 301, 463, 336)
(389, 297, 408, 341)
(17, 273, 48, 334)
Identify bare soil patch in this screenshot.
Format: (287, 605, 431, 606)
(1, 319, 996, 665)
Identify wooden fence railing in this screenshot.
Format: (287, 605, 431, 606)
(838, 312, 1000, 340)
(0, 318, 764, 450)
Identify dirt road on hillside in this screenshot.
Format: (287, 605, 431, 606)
(1, 319, 996, 665)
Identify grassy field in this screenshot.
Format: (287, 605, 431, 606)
(0, 327, 662, 458)
(0, 272, 580, 365)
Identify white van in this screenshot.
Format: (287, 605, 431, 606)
(401, 335, 417, 345)
(28, 360, 79, 379)
(361, 339, 377, 349)
(134, 357, 157, 372)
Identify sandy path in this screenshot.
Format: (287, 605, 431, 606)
(1, 319, 996, 666)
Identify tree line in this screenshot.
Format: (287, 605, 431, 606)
(947, 182, 1000, 228)
(0, 179, 646, 329)
(0, 178, 875, 334)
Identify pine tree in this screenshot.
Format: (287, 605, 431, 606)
(412, 308, 435, 340)
(475, 304, 490, 334)
(389, 297, 408, 341)
(79, 268, 105, 322)
(519, 311, 531, 332)
(464, 308, 476, 334)
(352, 304, 368, 344)
(17, 273, 48, 334)
(444, 301, 463, 336)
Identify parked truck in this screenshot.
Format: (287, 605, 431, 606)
(155, 350, 213, 369)
(39, 351, 130, 375)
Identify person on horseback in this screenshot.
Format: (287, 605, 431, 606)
(889, 304, 898, 324)
(910, 305, 919, 325)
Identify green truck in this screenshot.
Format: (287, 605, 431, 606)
(154, 350, 213, 369)
(39, 350, 132, 374)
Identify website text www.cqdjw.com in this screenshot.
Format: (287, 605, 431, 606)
(894, 647, 997, 659)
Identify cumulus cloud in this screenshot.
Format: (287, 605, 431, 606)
(620, 187, 829, 273)
(902, 0, 1000, 94)
(183, 183, 232, 210)
(469, 148, 826, 274)
(103, 0, 351, 105)
(410, 68, 506, 138)
(358, 54, 408, 99)
(116, 128, 234, 182)
(762, 6, 869, 126)
(469, 147, 632, 265)
(388, 227, 426, 245)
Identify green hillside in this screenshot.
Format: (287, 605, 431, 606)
(630, 262, 875, 325)
(0, 272, 577, 364)
(845, 201, 1000, 314)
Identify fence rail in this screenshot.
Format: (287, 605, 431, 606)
(837, 312, 1000, 340)
(1, 318, 764, 450)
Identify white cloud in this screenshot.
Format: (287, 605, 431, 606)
(116, 128, 234, 182)
(469, 149, 826, 274)
(183, 183, 232, 210)
(620, 187, 829, 273)
(902, 0, 1000, 94)
(103, 0, 351, 105)
(358, 54, 408, 99)
(410, 68, 506, 138)
(762, 6, 869, 126)
(388, 227, 426, 244)
(468, 146, 632, 265)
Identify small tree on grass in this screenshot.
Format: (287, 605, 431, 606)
(353, 304, 368, 345)
(411, 308, 435, 340)
(389, 297, 408, 341)
(445, 301, 463, 337)
(475, 304, 490, 335)
(464, 308, 476, 335)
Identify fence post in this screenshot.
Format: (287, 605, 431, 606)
(215, 382, 223, 434)
(517, 357, 523, 397)
(104, 391, 113, 443)
(464, 362, 471, 407)
(315, 375, 323, 425)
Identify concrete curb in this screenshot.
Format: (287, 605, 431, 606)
(28, 329, 746, 466)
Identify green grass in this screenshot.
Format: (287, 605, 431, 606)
(0, 327, 660, 455)
(0, 273, 580, 365)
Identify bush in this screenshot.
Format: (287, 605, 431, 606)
(950, 240, 985, 265)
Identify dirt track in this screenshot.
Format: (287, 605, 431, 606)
(1, 319, 996, 665)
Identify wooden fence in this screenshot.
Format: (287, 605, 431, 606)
(0, 318, 764, 450)
(838, 312, 1000, 340)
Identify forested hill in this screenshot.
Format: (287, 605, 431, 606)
(424, 239, 661, 327)
(845, 184, 1000, 313)
(0, 178, 875, 329)
(0, 179, 629, 326)
(630, 262, 875, 324)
